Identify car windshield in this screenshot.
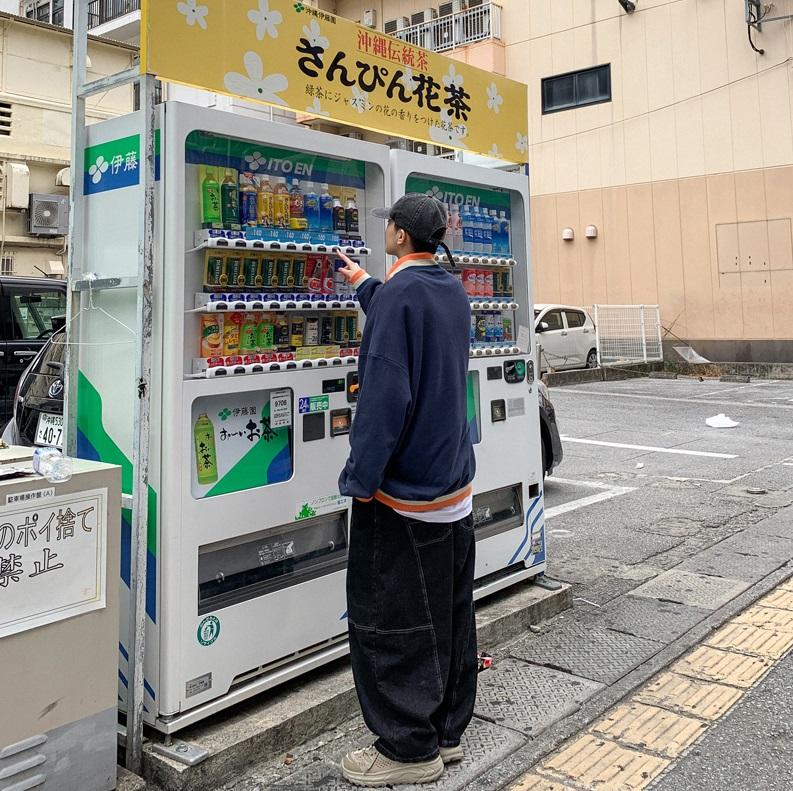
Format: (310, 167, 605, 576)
(534, 309, 541, 318)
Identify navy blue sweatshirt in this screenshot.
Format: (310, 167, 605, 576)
(338, 253, 476, 513)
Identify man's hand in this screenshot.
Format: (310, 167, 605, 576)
(336, 251, 365, 283)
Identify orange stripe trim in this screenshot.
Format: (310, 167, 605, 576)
(374, 484, 473, 513)
(385, 252, 436, 282)
(350, 270, 369, 285)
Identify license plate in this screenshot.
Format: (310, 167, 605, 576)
(35, 413, 64, 448)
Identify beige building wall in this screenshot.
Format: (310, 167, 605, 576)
(335, 0, 793, 359)
(0, 13, 135, 278)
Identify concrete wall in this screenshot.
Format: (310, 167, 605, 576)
(0, 12, 134, 277)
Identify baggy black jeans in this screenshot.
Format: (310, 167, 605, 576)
(346, 498, 478, 763)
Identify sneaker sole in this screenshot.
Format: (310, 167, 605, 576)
(342, 758, 444, 787)
(440, 746, 464, 764)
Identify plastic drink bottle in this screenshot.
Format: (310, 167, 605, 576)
(289, 178, 305, 221)
(450, 204, 463, 253)
(332, 197, 346, 232)
(490, 210, 501, 255)
(319, 184, 334, 232)
(273, 177, 290, 228)
(303, 182, 320, 231)
(221, 169, 239, 225)
(471, 207, 483, 253)
(482, 208, 493, 255)
(240, 174, 258, 226)
(194, 414, 218, 485)
(499, 211, 511, 256)
(201, 167, 221, 225)
(256, 176, 274, 226)
(462, 206, 475, 253)
(345, 196, 359, 234)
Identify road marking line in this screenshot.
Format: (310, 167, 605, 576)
(558, 388, 793, 411)
(549, 476, 629, 490)
(510, 576, 793, 791)
(560, 436, 738, 459)
(544, 486, 635, 520)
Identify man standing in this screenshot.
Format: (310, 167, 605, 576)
(336, 194, 477, 787)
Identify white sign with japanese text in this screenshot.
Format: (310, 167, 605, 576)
(0, 488, 107, 639)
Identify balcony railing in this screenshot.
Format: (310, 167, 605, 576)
(87, 0, 140, 29)
(394, 3, 502, 53)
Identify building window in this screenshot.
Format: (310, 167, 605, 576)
(1, 255, 15, 276)
(542, 65, 611, 114)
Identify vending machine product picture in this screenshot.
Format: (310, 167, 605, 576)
(74, 102, 544, 734)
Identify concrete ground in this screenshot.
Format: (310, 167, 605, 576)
(214, 377, 793, 791)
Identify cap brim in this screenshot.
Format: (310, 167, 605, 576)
(371, 207, 392, 219)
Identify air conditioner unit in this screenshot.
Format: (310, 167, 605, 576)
(28, 193, 69, 237)
(384, 16, 410, 33)
(439, 0, 465, 16)
(411, 8, 438, 25)
(362, 8, 377, 28)
(6, 162, 30, 209)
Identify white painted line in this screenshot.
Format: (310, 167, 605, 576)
(544, 486, 635, 519)
(560, 436, 738, 459)
(559, 389, 793, 411)
(549, 476, 629, 491)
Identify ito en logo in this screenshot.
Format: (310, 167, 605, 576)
(197, 615, 221, 646)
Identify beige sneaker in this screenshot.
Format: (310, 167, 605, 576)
(439, 745, 464, 764)
(341, 745, 444, 787)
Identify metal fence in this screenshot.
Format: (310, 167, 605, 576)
(593, 304, 663, 367)
(87, 0, 139, 28)
(395, 3, 502, 52)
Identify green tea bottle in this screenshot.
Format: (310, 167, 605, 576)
(194, 413, 218, 485)
(201, 167, 221, 225)
(221, 168, 240, 226)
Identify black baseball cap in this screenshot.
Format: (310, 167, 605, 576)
(373, 193, 448, 246)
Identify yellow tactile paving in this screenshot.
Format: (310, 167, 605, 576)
(779, 579, 793, 593)
(705, 621, 793, 659)
(591, 702, 706, 758)
(633, 671, 742, 720)
(734, 605, 793, 632)
(759, 587, 793, 612)
(508, 774, 576, 791)
(542, 735, 669, 790)
(673, 645, 771, 687)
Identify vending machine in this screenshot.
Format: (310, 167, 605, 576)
(74, 102, 389, 733)
(390, 151, 546, 598)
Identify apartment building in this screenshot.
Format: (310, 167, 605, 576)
(0, 9, 134, 277)
(335, 0, 793, 361)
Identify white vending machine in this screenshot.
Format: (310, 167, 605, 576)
(73, 102, 389, 733)
(390, 151, 546, 597)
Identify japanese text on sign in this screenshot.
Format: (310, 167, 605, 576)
(142, 0, 528, 163)
(0, 489, 107, 639)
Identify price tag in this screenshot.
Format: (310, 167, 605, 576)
(270, 390, 292, 429)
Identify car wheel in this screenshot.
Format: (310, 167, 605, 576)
(586, 349, 598, 368)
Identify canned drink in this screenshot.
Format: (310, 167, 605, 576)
(243, 256, 262, 289)
(276, 257, 294, 289)
(463, 269, 477, 297)
(321, 257, 335, 294)
(475, 314, 487, 344)
(494, 313, 504, 342)
(205, 253, 225, 288)
(293, 258, 307, 290)
(225, 254, 244, 290)
(305, 255, 323, 293)
(345, 312, 359, 344)
(320, 315, 333, 344)
(304, 316, 320, 346)
(502, 316, 513, 342)
(484, 270, 494, 298)
(485, 312, 496, 343)
(289, 315, 305, 347)
(274, 313, 290, 348)
(333, 315, 348, 343)
(476, 270, 485, 297)
(262, 256, 277, 289)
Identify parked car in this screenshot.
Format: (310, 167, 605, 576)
(0, 276, 67, 427)
(537, 379, 563, 478)
(1, 328, 65, 449)
(534, 304, 598, 372)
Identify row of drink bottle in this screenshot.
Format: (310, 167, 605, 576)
(444, 204, 512, 257)
(201, 167, 359, 234)
(471, 312, 514, 346)
(200, 311, 360, 359)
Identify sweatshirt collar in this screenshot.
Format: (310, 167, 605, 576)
(385, 252, 437, 282)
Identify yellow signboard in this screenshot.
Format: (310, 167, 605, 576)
(141, 0, 529, 163)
